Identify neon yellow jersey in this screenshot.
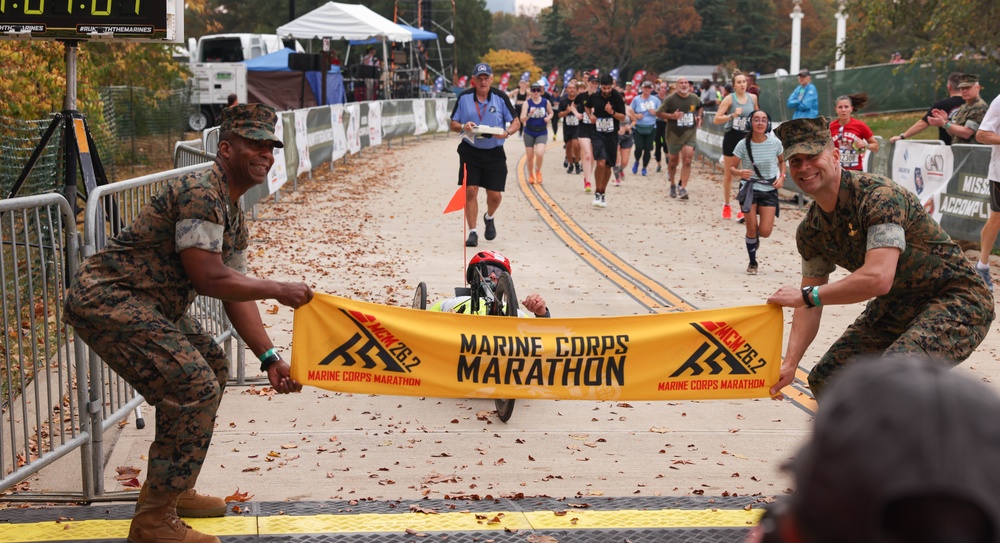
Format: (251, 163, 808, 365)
(427, 296, 532, 317)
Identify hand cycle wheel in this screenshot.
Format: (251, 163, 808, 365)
(489, 272, 518, 422)
(412, 282, 427, 310)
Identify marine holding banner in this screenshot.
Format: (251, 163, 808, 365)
(767, 117, 994, 399)
(292, 294, 783, 401)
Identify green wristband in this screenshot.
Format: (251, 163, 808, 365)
(811, 286, 822, 307)
(258, 347, 278, 363)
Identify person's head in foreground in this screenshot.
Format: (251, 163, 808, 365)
(753, 356, 1000, 543)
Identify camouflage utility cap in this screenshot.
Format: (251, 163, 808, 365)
(958, 73, 980, 88)
(219, 104, 284, 148)
(775, 116, 831, 160)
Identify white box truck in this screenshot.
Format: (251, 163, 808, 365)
(187, 33, 298, 131)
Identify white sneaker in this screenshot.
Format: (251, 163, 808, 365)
(592, 195, 602, 208)
(599, 193, 607, 208)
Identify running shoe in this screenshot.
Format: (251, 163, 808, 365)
(678, 187, 689, 200)
(599, 193, 607, 208)
(614, 179, 621, 187)
(528, 172, 536, 184)
(564, 159, 569, 169)
(584, 181, 592, 192)
(669, 184, 677, 198)
(575, 162, 582, 174)
(466, 231, 478, 247)
(656, 164, 662, 172)
(977, 266, 994, 292)
(536, 171, 543, 184)
(566, 162, 574, 174)
(631, 161, 639, 175)
(483, 214, 496, 241)
(722, 205, 732, 220)
(641, 168, 647, 176)
(747, 263, 758, 275)
(736, 210, 745, 221)
(592, 195, 602, 208)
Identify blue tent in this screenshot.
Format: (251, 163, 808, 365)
(244, 48, 346, 106)
(348, 24, 436, 45)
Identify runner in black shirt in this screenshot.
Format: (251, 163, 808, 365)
(585, 74, 627, 208)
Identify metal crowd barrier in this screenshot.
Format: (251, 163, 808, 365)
(0, 194, 92, 496)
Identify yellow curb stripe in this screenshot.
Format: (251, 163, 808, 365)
(0, 508, 763, 541)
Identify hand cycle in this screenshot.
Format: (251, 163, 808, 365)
(411, 268, 520, 422)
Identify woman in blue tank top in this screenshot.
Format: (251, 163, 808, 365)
(520, 82, 553, 184)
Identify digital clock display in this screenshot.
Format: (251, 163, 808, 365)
(0, 0, 177, 41)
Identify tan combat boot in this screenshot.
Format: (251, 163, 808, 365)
(137, 481, 227, 518)
(128, 488, 220, 543)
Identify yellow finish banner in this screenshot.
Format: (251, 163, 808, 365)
(292, 294, 783, 400)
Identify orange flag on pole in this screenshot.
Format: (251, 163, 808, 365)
(443, 164, 467, 214)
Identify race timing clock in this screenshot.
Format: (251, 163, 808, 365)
(0, 0, 183, 42)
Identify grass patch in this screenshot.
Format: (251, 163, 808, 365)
(862, 111, 932, 141)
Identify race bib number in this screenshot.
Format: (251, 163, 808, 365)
(566, 115, 580, 126)
(839, 148, 860, 167)
(530, 107, 546, 118)
(678, 112, 695, 128)
(596, 117, 615, 133)
(732, 115, 749, 132)
(583, 112, 591, 124)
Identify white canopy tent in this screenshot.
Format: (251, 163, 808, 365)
(277, 2, 412, 42)
(277, 2, 412, 99)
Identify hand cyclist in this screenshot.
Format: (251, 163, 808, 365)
(429, 251, 550, 318)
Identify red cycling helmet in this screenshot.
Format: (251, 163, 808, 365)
(466, 250, 512, 284)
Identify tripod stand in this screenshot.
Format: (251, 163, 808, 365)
(7, 40, 109, 212)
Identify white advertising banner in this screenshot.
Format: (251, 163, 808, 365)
(293, 109, 312, 177)
(368, 101, 383, 147)
(435, 99, 450, 133)
(330, 104, 348, 162)
(891, 141, 954, 221)
(413, 99, 428, 136)
(346, 104, 362, 155)
(266, 112, 288, 194)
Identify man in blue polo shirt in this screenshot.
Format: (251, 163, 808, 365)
(450, 62, 520, 247)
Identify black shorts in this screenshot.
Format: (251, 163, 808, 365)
(991, 180, 1000, 213)
(591, 132, 619, 166)
(563, 124, 579, 141)
(579, 124, 596, 140)
(722, 129, 748, 157)
(737, 187, 780, 217)
(457, 142, 508, 192)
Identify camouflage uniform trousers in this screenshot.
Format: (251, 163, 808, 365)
(73, 325, 229, 493)
(807, 293, 993, 398)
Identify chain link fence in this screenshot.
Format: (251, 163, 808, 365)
(1, 85, 194, 200)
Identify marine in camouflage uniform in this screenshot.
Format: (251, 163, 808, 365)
(944, 73, 988, 145)
(767, 117, 994, 399)
(64, 104, 312, 543)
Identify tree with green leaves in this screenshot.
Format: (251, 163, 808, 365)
(531, 3, 579, 74)
(848, 0, 999, 68)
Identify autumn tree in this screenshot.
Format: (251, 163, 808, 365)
(480, 50, 542, 84)
(848, 0, 999, 68)
(492, 12, 541, 52)
(566, 0, 700, 80)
